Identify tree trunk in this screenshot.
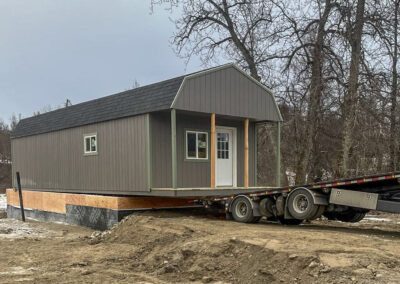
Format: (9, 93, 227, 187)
(295, 0, 332, 184)
(339, 0, 366, 177)
(390, 0, 399, 171)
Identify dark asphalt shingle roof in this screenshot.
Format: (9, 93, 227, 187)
(12, 75, 185, 138)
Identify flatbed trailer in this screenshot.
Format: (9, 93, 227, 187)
(196, 172, 400, 224)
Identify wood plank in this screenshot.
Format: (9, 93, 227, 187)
(244, 118, 249, 188)
(211, 114, 216, 188)
(6, 189, 66, 214)
(66, 194, 119, 210)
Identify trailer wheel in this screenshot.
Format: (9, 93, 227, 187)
(231, 197, 254, 223)
(308, 205, 326, 220)
(336, 210, 366, 223)
(349, 212, 366, 223)
(259, 198, 274, 217)
(287, 189, 318, 220)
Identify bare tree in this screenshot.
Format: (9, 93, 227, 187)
(275, 0, 340, 183)
(167, 0, 290, 82)
(0, 119, 12, 192)
(154, 0, 399, 182)
(338, 0, 366, 177)
(387, 0, 400, 170)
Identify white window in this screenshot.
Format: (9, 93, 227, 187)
(186, 131, 208, 160)
(84, 134, 97, 155)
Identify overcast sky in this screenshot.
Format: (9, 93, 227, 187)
(0, 0, 215, 123)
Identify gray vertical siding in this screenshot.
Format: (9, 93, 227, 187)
(176, 113, 211, 188)
(12, 115, 149, 194)
(173, 66, 281, 122)
(150, 112, 172, 188)
(150, 111, 255, 188)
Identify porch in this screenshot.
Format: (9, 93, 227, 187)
(161, 109, 282, 191)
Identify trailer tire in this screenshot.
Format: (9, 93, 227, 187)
(231, 197, 254, 223)
(287, 189, 318, 220)
(349, 212, 366, 223)
(308, 205, 326, 220)
(259, 198, 275, 217)
(336, 209, 366, 223)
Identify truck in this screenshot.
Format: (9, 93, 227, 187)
(197, 172, 400, 225)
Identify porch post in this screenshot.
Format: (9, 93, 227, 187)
(276, 121, 281, 187)
(171, 109, 177, 188)
(244, 118, 249, 188)
(211, 114, 216, 188)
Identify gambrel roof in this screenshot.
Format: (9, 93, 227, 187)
(12, 64, 282, 139)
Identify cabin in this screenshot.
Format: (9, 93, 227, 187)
(7, 64, 283, 229)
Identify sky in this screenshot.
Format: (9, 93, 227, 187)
(0, 0, 213, 123)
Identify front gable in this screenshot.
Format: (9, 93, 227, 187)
(171, 64, 282, 122)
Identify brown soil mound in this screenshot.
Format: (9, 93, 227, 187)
(3, 210, 400, 283)
(87, 214, 363, 283)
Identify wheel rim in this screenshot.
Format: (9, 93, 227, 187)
(292, 194, 310, 214)
(235, 201, 248, 218)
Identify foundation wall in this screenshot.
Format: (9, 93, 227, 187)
(6, 189, 194, 230)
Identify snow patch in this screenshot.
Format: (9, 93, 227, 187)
(362, 217, 393, 222)
(0, 219, 52, 239)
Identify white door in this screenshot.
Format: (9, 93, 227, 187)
(216, 127, 236, 187)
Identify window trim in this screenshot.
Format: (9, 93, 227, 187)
(185, 130, 209, 161)
(83, 133, 98, 156)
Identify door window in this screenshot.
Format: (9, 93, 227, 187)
(217, 133, 229, 159)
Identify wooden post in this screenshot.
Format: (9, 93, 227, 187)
(211, 114, 216, 188)
(16, 172, 25, 222)
(171, 109, 177, 189)
(276, 121, 281, 187)
(244, 118, 249, 188)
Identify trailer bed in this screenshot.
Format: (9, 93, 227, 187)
(191, 172, 400, 224)
(209, 172, 400, 201)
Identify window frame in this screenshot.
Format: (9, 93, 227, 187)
(83, 133, 98, 156)
(185, 130, 209, 161)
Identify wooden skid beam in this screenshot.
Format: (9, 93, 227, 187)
(6, 189, 194, 214)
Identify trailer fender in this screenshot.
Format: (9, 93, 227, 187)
(228, 195, 262, 217)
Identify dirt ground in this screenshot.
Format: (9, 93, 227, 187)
(1, 208, 400, 284)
